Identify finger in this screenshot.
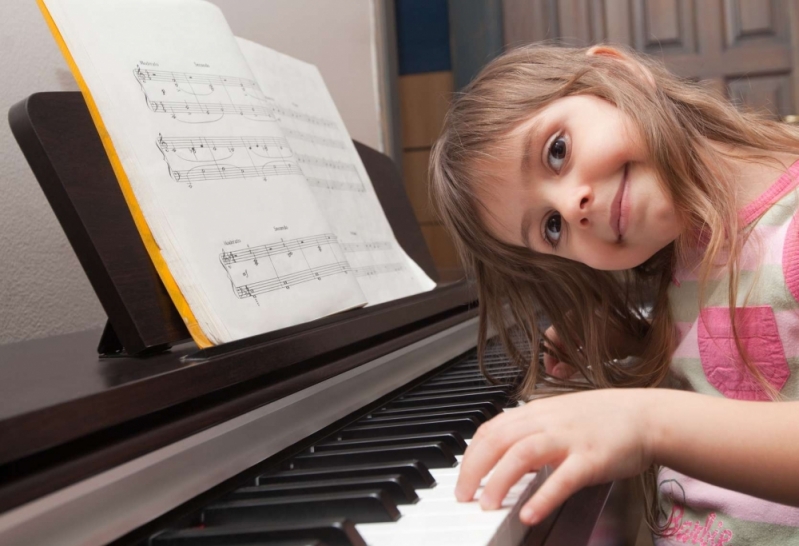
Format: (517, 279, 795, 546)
(455, 421, 514, 501)
(552, 362, 576, 379)
(519, 455, 591, 525)
(543, 325, 563, 349)
(456, 411, 539, 501)
(542, 351, 559, 375)
(479, 434, 561, 510)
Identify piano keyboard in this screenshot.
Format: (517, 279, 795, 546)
(147, 334, 542, 546)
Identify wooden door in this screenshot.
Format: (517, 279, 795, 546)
(501, 0, 799, 119)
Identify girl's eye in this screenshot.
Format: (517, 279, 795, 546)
(547, 135, 568, 172)
(544, 212, 562, 248)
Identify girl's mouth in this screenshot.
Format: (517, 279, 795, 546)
(610, 163, 629, 241)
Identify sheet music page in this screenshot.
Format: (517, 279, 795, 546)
(42, 0, 367, 345)
(237, 38, 437, 305)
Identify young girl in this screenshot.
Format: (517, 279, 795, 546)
(430, 44, 799, 544)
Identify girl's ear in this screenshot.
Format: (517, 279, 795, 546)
(586, 45, 656, 90)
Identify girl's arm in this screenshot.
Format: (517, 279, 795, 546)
(455, 388, 799, 525)
(649, 389, 799, 506)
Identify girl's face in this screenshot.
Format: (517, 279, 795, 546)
(477, 94, 680, 271)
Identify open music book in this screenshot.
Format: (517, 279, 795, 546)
(39, 0, 436, 347)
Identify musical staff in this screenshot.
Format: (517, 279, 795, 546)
(305, 178, 365, 192)
(271, 105, 336, 128)
(220, 234, 351, 300)
(234, 261, 351, 298)
(282, 128, 345, 149)
(171, 160, 301, 183)
(294, 153, 364, 192)
(296, 154, 358, 173)
(353, 263, 404, 277)
(156, 133, 298, 186)
(220, 234, 338, 265)
(158, 135, 290, 153)
(341, 241, 393, 253)
(147, 100, 275, 119)
(135, 65, 272, 123)
(135, 67, 259, 91)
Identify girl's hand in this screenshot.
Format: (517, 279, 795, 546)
(542, 326, 579, 379)
(454, 389, 655, 525)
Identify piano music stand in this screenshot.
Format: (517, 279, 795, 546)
(9, 92, 446, 357)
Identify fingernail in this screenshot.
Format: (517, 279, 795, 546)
(479, 493, 493, 509)
(520, 506, 537, 525)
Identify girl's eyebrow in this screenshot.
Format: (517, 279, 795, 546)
(519, 122, 545, 176)
(520, 208, 535, 249)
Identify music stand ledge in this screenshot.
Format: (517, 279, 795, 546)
(8, 92, 454, 357)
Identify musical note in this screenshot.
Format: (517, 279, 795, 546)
(269, 104, 336, 128)
(296, 154, 360, 174)
(352, 263, 405, 277)
(146, 100, 274, 118)
(134, 66, 276, 123)
(221, 234, 348, 299)
(221, 234, 337, 265)
(233, 261, 352, 298)
(156, 134, 300, 187)
(341, 241, 393, 253)
(134, 67, 260, 91)
(281, 128, 345, 149)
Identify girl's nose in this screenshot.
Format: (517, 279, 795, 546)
(561, 185, 593, 228)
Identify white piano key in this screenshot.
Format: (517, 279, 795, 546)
(357, 368, 537, 544)
(357, 455, 538, 546)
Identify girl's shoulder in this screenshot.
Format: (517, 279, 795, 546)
(739, 158, 799, 227)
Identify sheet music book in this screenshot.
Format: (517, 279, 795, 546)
(39, 0, 435, 347)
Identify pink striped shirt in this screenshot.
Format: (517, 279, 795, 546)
(656, 160, 799, 545)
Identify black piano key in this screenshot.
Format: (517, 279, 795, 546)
(402, 384, 512, 398)
(228, 474, 418, 505)
(202, 490, 400, 526)
(421, 375, 519, 388)
(426, 367, 520, 378)
(360, 409, 492, 426)
(406, 385, 513, 400)
(342, 417, 481, 439)
(374, 400, 503, 418)
(316, 431, 467, 455)
(257, 460, 435, 488)
(428, 368, 518, 378)
(386, 390, 509, 407)
(246, 540, 325, 546)
(151, 518, 365, 546)
(290, 442, 457, 469)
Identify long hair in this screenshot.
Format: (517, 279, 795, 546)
(429, 44, 799, 534)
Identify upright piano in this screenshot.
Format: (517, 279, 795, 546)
(0, 92, 624, 546)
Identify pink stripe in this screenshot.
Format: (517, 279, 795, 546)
(739, 159, 799, 226)
(784, 209, 799, 303)
(775, 308, 799, 359)
(676, 224, 789, 282)
(673, 321, 699, 359)
(739, 223, 789, 270)
(660, 468, 799, 527)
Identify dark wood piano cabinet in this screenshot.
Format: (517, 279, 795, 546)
(0, 92, 620, 546)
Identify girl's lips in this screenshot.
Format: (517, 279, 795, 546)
(618, 163, 630, 239)
(610, 163, 629, 240)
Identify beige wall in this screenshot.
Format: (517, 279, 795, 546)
(0, 0, 385, 344)
(208, 0, 384, 151)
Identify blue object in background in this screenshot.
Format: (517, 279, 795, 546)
(395, 0, 452, 75)
(448, 0, 504, 90)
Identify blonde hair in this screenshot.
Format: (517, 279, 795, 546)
(429, 43, 799, 534)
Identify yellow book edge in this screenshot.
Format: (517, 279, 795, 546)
(37, 0, 213, 349)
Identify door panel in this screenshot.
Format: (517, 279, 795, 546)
(501, 0, 799, 118)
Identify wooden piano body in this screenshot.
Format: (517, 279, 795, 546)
(0, 92, 618, 545)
